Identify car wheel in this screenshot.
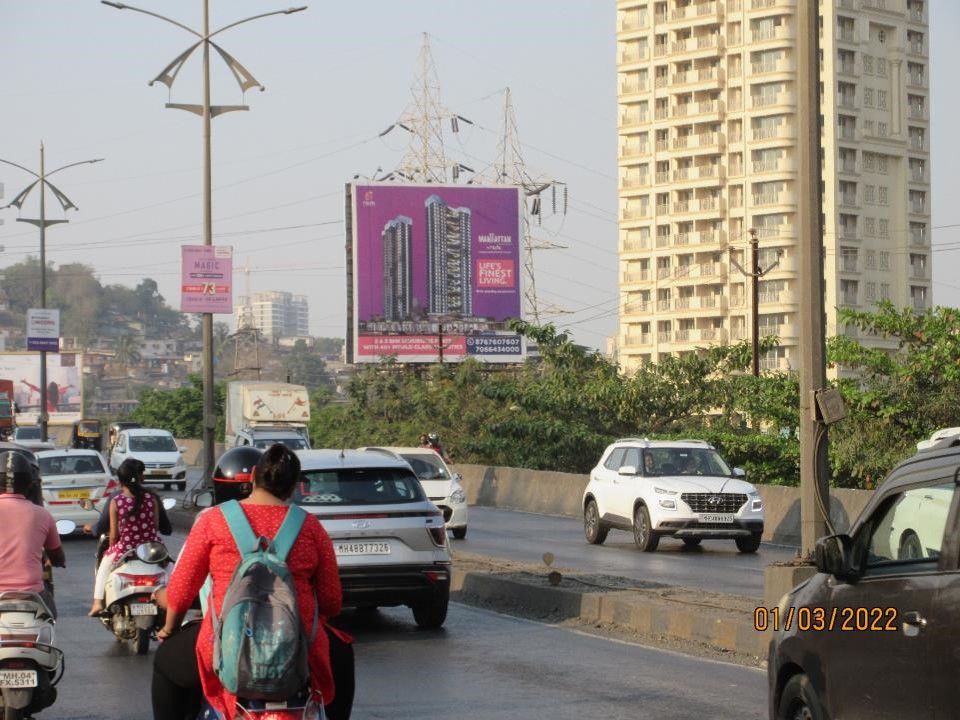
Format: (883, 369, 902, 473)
(736, 533, 762, 553)
(777, 674, 825, 720)
(451, 526, 467, 540)
(632, 504, 659, 552)
(898, 531, 923, 560)
(412, 592, 449, 629)
(682, 537, 702, 548)
(584, 500, 608, 545)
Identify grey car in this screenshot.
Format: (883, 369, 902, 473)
(767, 429, 960, 719)
(294, 449, 452, 628)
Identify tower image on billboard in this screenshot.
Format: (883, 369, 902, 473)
(426, 195, 472, 316)
(382, 216, 413, 321)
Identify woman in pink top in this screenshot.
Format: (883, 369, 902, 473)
(88, 458, 161, 615)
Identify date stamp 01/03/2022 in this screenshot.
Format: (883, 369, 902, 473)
(754, 606, 899, 632)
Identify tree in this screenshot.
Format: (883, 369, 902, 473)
(113, 334, 142, 370)
(131, 374, 226, 439)
(48, 263, 102, 348)
(282, 340, 331, 390)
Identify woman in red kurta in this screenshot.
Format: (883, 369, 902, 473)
(159, 445, 342, 719)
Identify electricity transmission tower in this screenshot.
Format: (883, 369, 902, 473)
(228, 258, 262, 379)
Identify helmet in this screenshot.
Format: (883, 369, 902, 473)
(427, 433, 440, 444)
(0, 450, 39, 495)
(211, 446, 263, 505)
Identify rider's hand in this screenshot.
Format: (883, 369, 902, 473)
(152, 587, 168, 610)
(156, 627, 173, 641)
(82, 524, 93, 535)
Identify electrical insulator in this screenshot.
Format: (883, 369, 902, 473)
(563, 185, 568, 214)
(532, 197, 541, 216)
(552, 184, 556, 214)
(453, 165, 460, 180)
(451, 117, 459, 133)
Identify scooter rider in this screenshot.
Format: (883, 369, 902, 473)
(151, 447, 355, 720)
(0, 451, 66, 615)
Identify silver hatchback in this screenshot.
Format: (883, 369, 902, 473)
(295, 449, 452, 628)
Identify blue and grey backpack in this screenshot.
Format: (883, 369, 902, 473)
(211, 500, 317, 700)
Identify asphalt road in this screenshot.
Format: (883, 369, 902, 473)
(459, 506, 796, 598)
(43, 532, 766, 720)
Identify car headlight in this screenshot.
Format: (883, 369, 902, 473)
(654, 486, 677, 495)
(749, 490, 762, 512)
(450, 486, 466, 504)
(658, 498, 677, 510)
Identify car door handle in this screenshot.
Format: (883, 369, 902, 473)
(901, 610, 927, 637)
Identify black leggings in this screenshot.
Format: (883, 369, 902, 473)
(151, 621, 354, 720)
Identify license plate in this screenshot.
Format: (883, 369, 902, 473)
(129, 603, 157, 616)
(149, 469, 168, 476)
(59, 489, 90, 499)
(335, 541, 391, 556)
(699, 513, 735, 524)
(0, 669, 37, 688)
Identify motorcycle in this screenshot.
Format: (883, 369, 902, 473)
(96, 539, 170, 655)
(199, 690, 326, 720)
(0, 520, 74, 720)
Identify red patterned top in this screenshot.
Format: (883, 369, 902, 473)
(106, 492, 160, 560)
(166, 503, 343, 718)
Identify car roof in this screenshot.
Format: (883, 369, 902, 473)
(609, 438, 715, 450)
(36, 448, 102, 458)
(121, 428, 174, 437)
(361, 446, 448, 461)
(296, 448, 413, 471)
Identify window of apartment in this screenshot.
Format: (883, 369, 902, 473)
(880, 283, 891, 300)
(911, 285, 928, 308)
(879, 219, 888, 238)
(838, 81, 857, 108)
(839, 180, 857, 204)
(910, 253, 927, 273)
(879, 251, 890, 270)
(840, 279, 859, 305)
(877, 155, 888, 173)
(910, 222, 927, 245)
(877, 122, 887, 137)
(840, 247, 858, 272)
(863, 87, 874, 107)
(866, 282, 877, 302)
(866, 249, 877, 269)
(863, 54, 874, 74)
(840, 213, 858, 237)
(877, 89, 887, 109)
(865, 217, 876, 237)
(863, 119, 875, 135)
(758, 247, 783, 268)
(877, 57, 887, 77)
(878, 186, 888, 206)
(863, 152, 875, 172)
(864, 185, 876, 204)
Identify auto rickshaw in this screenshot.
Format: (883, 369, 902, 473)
(71, 418, 103, 451)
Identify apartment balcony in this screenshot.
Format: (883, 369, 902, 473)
(619, 15, 649, 32)
(909, 41, 926, 56)
(837, 29, 857, 44)
(838, 127, 857, 141)
(620, 47, 650, 64)
(838, 159, 858, 175)
(910, 167, 928, 184)
(910, 136, 927, 151)
(621, 175, 650, 189)
(839, 192, 858, 208)
(655, 75, 669, 89)
(839, 228, 859, 242)
(668, 1, 722, 24)
(910, 266, 928, 280)
(674, 233, 692, 247)
(698, 261, 722, 278)
(622, 270, 651, 283)
(840, 294, 859, 307)
(619, 143, 649, 159)
(910, 228, 927, 246)
(656, 298, 672, 311)
(730, 295, 747, 310)
(760, 291, 796, 305)
(654, 43, 669, 58)
(759, 324, 798, 339)
(752, 125, 794, 142)
(655, 106, 671, 120)
(909, 5, 925, 23)
(728, 162, 744, 177)
(752, 192, 791, 207)
(620, 79, 650, 96)
(910, 199, 927, 214)
(752, 158, 795, 174)
(674, 329, 693, 342)
(623, 333, 652, 347)
(909, 107, 927, 121)
(622, 207, 651, 220)
(656, 139, 670, 152)
(655, 170, 670, 184)
(671, 131, 723, 153)
(861, 0, 901, 14)
(760, 357, 791, 372)
(750, 0, 795, 9)
(657, 331, 673, 343)
(619, 110, 649, 127)
(837, 61, 857, 76)
(671, 197, 725, 215)
(912, 298, 928, 311)
(673, 165, 725, 184)
(656, 204, 670, 217)
(728, 97, 743, 111)
(696, 229, 726, 245)
(698, 328, 729, 343)
(622, 236, 651, 252)
(907, 72, 926, 88)
(671, 34, 724, 58)
(840, 257, 859, 273)
(837, 94, 857, 110)
(752, 24, 795, 44)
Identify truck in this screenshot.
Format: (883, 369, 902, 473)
(224, 381, 312, 450)
(0, 379, 16, 440)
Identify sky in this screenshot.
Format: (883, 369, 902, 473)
(2, 1, 958, 352)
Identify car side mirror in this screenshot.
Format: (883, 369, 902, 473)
(192, 490, 214, 509)
(178, 447, 187, 454)
(732, 467, 746, 478)
(618, 465, 638, 476)
(452, 472, 463, 483)
(815, 534, 859, 582)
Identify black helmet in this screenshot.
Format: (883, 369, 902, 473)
(427, 432, 440, 444)
(0, 450, 39, 495)
(211, 446, 263, 505)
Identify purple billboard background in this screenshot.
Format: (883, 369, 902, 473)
(353, 184, 522, 322)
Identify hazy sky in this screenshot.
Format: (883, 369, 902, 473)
(2, 2, 957, 351)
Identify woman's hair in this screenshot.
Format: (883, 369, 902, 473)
(254, 443, 301, 500)
(117, 457, 147, 518)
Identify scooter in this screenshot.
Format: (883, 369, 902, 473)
(96, 539, 170, 655)
(199, 690, 326, 720)
(0, 520, 74, 720)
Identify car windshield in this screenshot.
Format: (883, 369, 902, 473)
(39, 454, 106, 476)
(128, 435, 177, 453)
(16, 427, 41, 440)
(400, 453, 449, 481)
(253, 438, 309, 450)
(642, 448, 733, 477)
(294, 468, 426, 506)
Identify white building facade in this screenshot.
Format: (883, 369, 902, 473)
(235, 291, 309, 339)
(615, 0, 930, 374)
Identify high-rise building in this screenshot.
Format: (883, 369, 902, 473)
(382, 216, 414, 321)
(425, 195, 473, 316)
(615, 0, 930, 374)
(239, 291, 309, 339)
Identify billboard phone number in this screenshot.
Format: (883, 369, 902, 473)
(754, 606, 898, 632)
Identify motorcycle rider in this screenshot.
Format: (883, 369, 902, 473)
(426, 432, 452, 464)
(0, 451, 65, 615)
(151, 446, 355, 720)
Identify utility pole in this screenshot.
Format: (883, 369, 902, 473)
(797, 0, 829, 555)
(729, 228, 779, 376)
(0, 147, 102, 441)
(104, 0, 306, 486)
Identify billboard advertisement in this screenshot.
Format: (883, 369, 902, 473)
(349, 183, 525, 363)
(181, 245, 233, 314)
(0, 353, 83, 425)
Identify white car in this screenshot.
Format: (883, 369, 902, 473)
(12, 426, 57, 452)
(109, 428, 188, 491)
(36, 448, 114, 532)
(582, 438, 765, 553)
(361, 446, 469, 539)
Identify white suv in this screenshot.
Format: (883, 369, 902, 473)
(582, 438, 764, 553)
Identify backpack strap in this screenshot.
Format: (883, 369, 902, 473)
(219, 500, 259, 555)
(270, 504, 306, 561)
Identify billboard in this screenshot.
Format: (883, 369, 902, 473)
(0, 353, 83, 425)
(181, 245, 233, 314)
(349, 183, 525, 363)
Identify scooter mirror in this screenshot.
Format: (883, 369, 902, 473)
(135, 542, 169, 564)
(193, 490, 214, 509)
(56, 519, 77, 536)
(78, 498, 95, 511)
(162, 497, 177, 511)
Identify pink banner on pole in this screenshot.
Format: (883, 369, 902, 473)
(181, 245, 233, 314)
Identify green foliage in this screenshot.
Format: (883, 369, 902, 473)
(282, 340, 332, 390)
(130, 374, 226, 440)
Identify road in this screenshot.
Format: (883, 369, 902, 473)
(458, 507, 796, 598)
(43, 532, 766, 720)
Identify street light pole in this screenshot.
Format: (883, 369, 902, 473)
(0, 146, 102, 441)
(103, 0, 307, 486)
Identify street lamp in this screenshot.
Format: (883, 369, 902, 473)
(103, 0, 307, 486)
(0, 145, 103, 442)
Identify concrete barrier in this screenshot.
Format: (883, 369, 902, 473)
(454, 463, 874, 547)
(174, 439, 227, 470)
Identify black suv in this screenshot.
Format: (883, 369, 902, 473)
(767, 427, 960, 720)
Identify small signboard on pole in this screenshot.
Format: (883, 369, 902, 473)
(181, 245, 233, 313)
(26, 309, 60, 352)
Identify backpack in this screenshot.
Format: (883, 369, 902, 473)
(211, 500, 318, 701)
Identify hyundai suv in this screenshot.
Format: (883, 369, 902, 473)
(582, 438, 764, 553)
(295, 449, 452, 628)
(767, 427, 960, 720)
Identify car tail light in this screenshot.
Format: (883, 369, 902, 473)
(427, 525, 447, 547)
(104, 477, 119, 495)
(423, 570, 447, 584)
